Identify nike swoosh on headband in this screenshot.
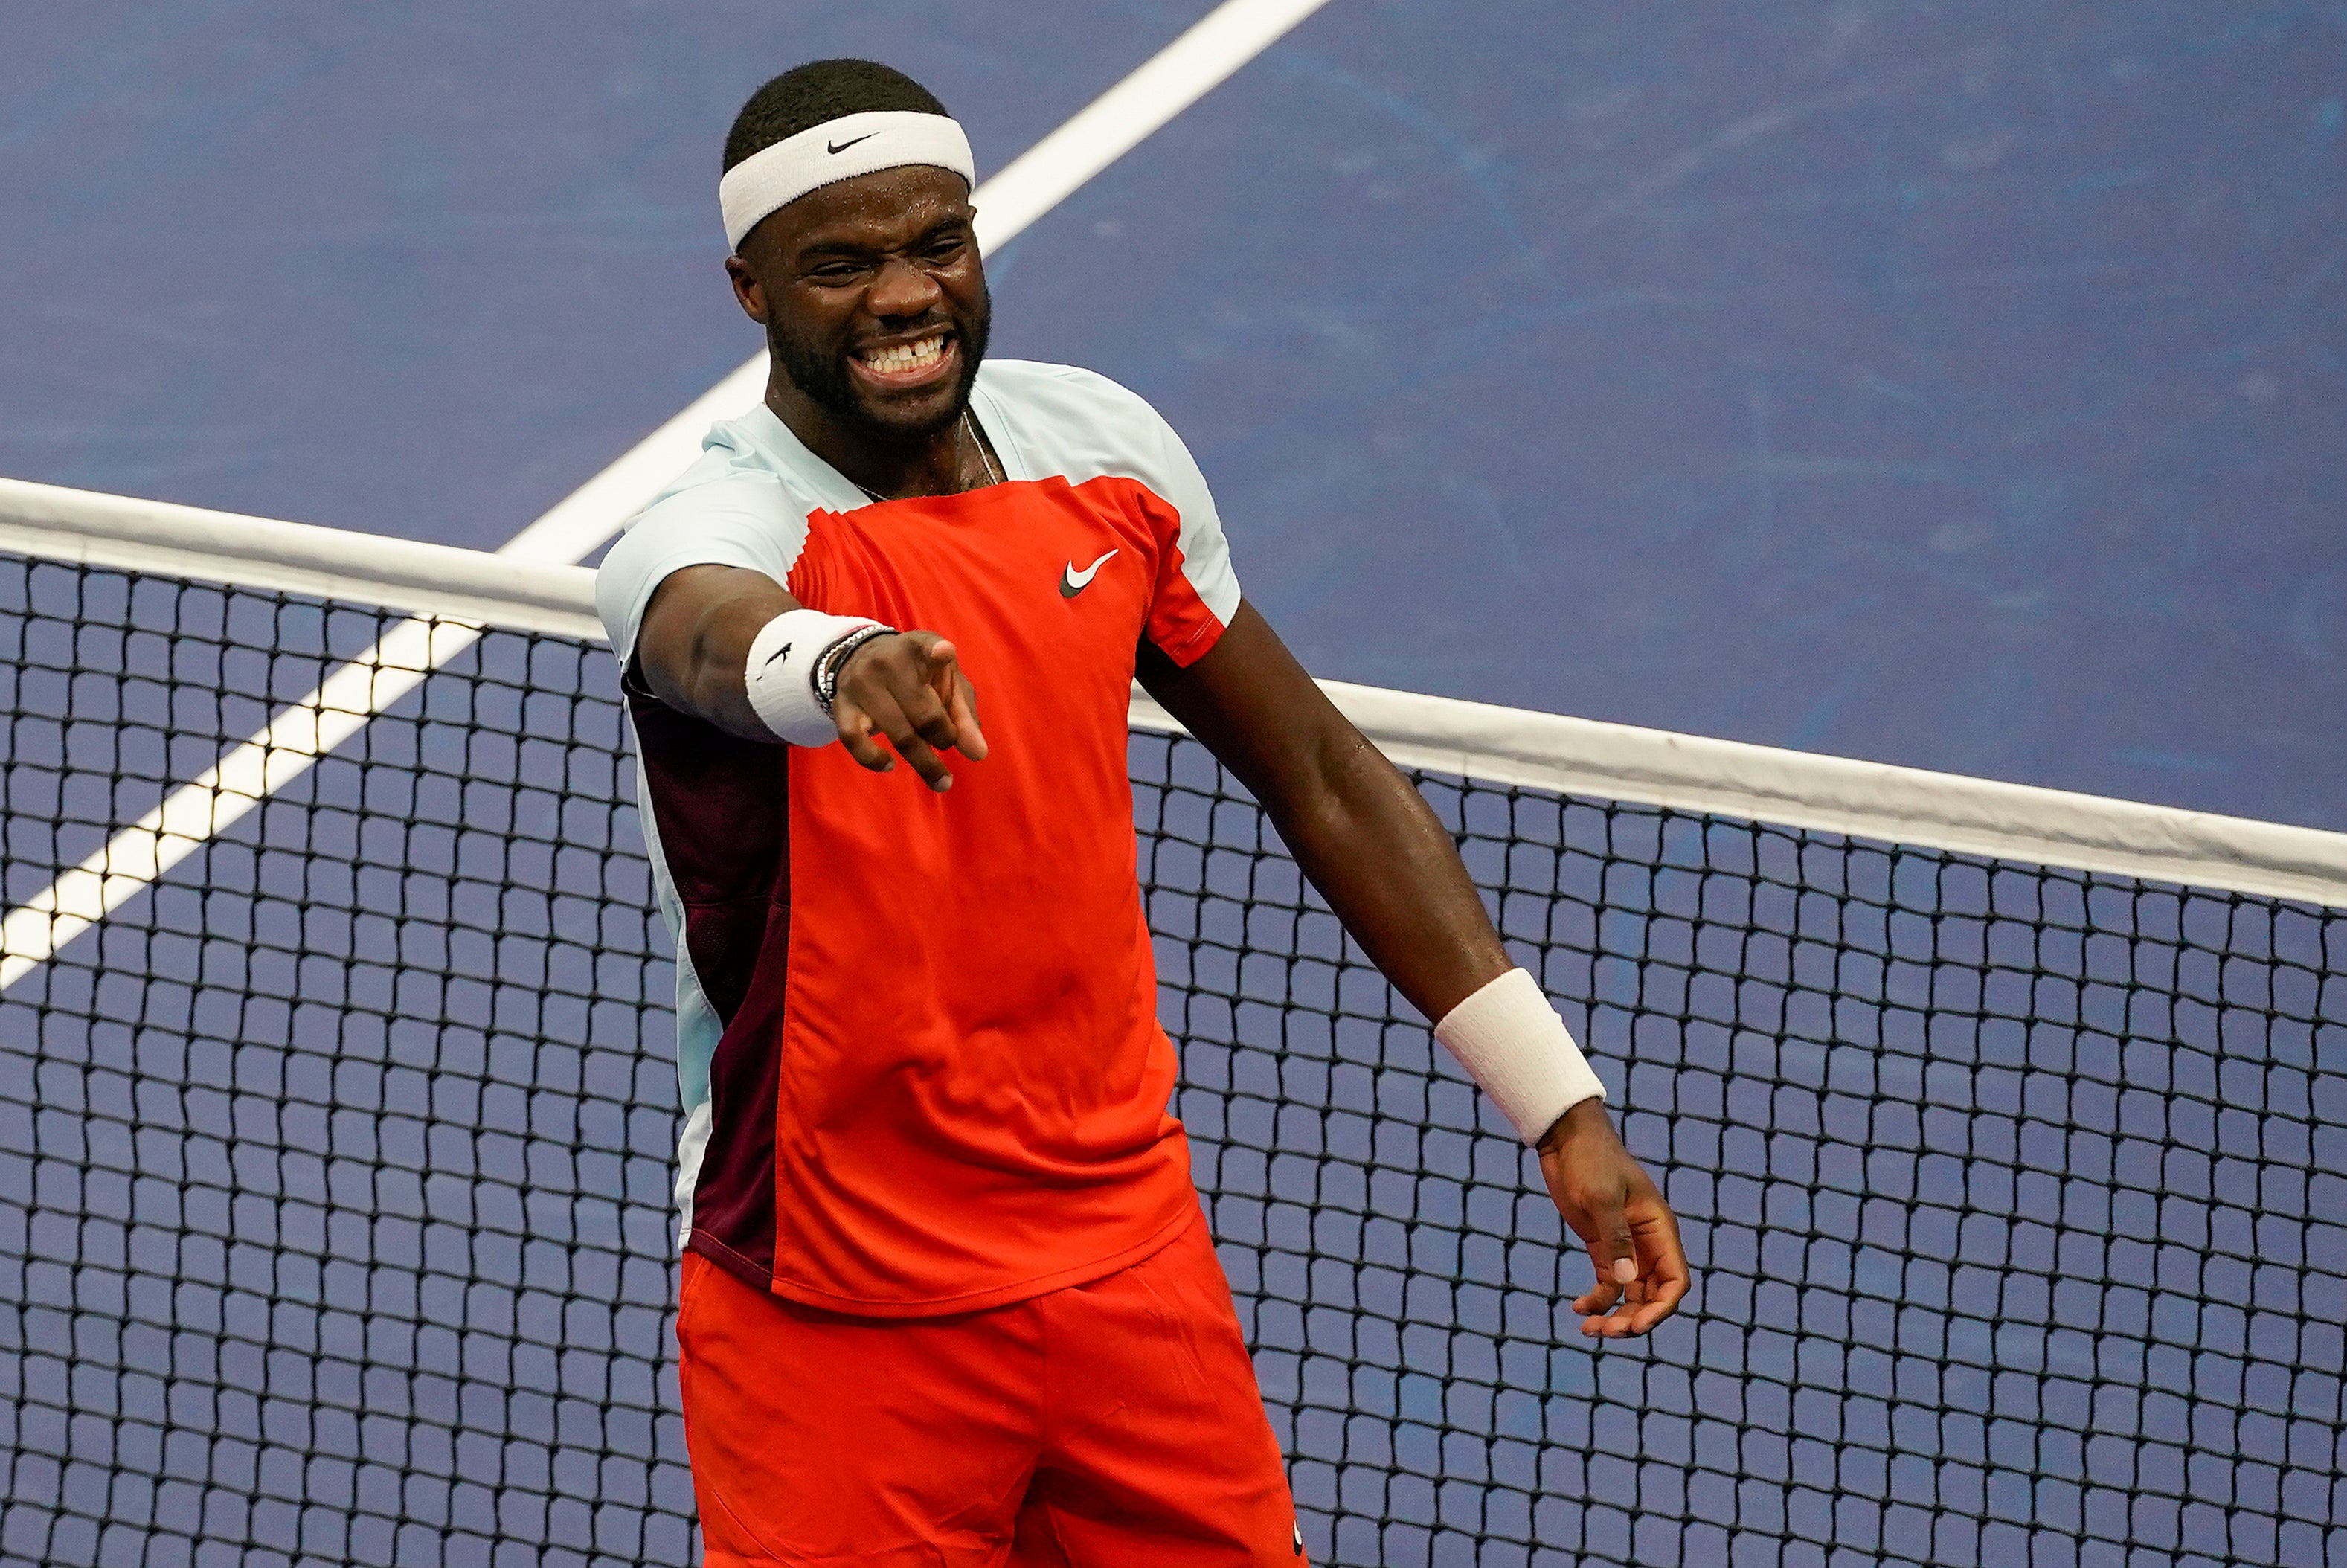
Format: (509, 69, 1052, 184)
(1059, 549, 1119, 598)
(721, 112, 977, 251)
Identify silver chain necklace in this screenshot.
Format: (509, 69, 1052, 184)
(855, 411, 1001, 504)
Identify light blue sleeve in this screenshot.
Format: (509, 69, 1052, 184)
(594, 473, 812, 665)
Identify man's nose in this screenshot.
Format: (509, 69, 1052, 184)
(867, 255, 943, 321)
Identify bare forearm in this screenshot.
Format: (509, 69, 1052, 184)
(1259, 728, 1510, 1022)
(638, 565, 802, 741)
(1138, 605, 1512, 1024)
(636, 565, 985, 786)
(1144, 605, 1688, 1330)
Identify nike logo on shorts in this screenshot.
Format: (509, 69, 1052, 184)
(827, 132, 879, 155)
(1059, 549, 1117, 598)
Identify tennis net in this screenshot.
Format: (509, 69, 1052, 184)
(0, 487, 2340, 1567)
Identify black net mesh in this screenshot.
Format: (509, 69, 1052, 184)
(1, 554, 2341, 1567)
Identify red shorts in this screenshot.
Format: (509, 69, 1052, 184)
(675, 1210, 1306, 1565)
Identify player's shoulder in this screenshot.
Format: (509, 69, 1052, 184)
(594, 407, 835, 632)
(977, 357, 1157, 411)
(975, 359, 1193, 488)
(642, 405, 847, 519)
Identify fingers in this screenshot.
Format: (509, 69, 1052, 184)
(1616, 1197, 1692, 1336)
(947, 670, 988, 760)
(1574, 1200, 1643, 1340)
(919, 638, 988, 762)
(1544, 1134, 1692, 1341)
(922, 637, 959, 698)
(838, 687, 954, 791)
(892, 639, 965, 755)
(831, 632, 986, 789)
(1570, 1192, 1689, 1339)
(834, 703, 898, 774)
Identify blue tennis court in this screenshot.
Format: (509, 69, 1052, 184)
(5, 3, 2340, 823)
(1, 5, 2340, 1566)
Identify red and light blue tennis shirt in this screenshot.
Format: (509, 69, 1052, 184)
(596, 360, 1241, 1317)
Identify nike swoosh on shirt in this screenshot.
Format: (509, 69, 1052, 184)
(827, 132, 879, 155)
(1059, 550, 1119, 598)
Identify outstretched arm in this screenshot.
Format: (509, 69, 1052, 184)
(1138, 603, 1689, 1337)
(635, 563, 986, 788)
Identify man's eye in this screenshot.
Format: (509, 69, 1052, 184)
(923, 237, 965, 262)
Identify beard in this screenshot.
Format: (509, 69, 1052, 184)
(770, 284, 992, 441)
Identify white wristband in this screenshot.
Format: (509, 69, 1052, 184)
(743, 609, 881, 746)
(1432, 968, 1608, 1144)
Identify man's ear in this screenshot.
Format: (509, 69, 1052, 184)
(725, 254, 769, 325)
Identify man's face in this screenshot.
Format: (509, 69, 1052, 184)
(729, 165, 991, 440)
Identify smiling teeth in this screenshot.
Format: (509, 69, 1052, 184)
(863, 335, 947, 372)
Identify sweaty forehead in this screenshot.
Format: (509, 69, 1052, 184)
(753, 166, 975, 257)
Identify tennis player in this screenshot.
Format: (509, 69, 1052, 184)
(597, 57, 1689, 1566)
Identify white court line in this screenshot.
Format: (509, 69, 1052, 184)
(0, 0, 1335, 995)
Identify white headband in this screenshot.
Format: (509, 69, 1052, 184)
(719, 110, 977, 251)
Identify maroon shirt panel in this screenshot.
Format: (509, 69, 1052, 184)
(626, 684, 789, 1284)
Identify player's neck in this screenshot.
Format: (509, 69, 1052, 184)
(766, 379, 988, 501)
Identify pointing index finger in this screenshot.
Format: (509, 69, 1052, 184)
(948, 674, 988, 760)
(913, 637, 986, 760)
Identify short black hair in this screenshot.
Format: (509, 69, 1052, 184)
(722, 60, 950, 173)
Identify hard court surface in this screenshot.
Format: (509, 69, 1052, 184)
(2, 2, 2341, 826)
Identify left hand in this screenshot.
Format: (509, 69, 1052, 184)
(1538, 1099, 1690, 1339)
